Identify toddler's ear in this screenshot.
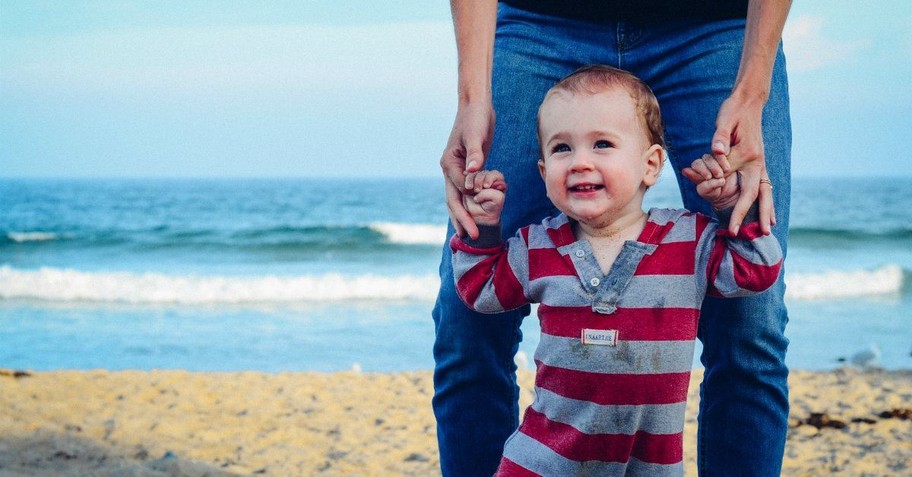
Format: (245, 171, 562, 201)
(642, 145, 664, 187)
(538, 159, 547, 180)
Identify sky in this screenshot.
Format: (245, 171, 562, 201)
(2, 1, 911, 179)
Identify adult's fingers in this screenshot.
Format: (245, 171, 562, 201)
(441, 153, 472, 238)
(695, 178, 724, 199)
(758, 177, 776, 235)
(727, 166, 764, 235)
(445, 179, 477, 239)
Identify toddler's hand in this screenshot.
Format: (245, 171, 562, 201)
(462, 170, 507, 227)
(682, 154, 740, 211)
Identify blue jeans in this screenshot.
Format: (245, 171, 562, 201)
(433, 5, 791, 476)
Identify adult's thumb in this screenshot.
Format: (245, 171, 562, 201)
(711, 134, 729, 157)
(711, 131, 731, 172)
(465, 148, 486, 172)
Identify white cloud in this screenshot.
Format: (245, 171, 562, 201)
(783, 15, 867, 72)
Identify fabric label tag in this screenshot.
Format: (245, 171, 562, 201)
(581, 329, 618, 346)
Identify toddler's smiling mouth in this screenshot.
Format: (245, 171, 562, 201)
(569, 184, 604, 192)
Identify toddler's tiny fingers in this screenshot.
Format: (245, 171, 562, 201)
(474, 173, 489, 192)
(483, 174, 495, 189)
(464, 172, 477, 191)
(698, 154, 725, 179)
(695, 180, 715, 197)
(681, 167, 699, 184)
(714, 153, 731, 174)
(690, 157, 713, 180)
(705, 156, 724, 179)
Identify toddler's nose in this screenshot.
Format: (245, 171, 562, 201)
(569, 152, 595, 172)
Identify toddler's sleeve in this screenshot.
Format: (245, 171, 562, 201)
(450, 225, 531, 313)
(699, 206, 783, 298)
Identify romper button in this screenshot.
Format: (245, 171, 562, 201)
(590, 277, 601, 287)
(575, 250, 585, 258)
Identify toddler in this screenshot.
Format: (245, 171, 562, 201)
(451, 65, 782, 476)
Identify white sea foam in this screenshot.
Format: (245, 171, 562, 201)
(369, 222, 447, 245)
(0, 266, 440, 304)
(7, 232, 59, 242)
(0, 264, 904, 305)
(785, 265, 904, 300)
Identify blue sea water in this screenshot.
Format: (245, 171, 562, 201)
(1, 176, 910, 372)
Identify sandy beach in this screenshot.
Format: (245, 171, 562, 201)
(1, 368, 910, 476)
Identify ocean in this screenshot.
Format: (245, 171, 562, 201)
(1, 176, 910, 372)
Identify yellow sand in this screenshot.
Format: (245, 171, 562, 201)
(1, 368, 910, 476)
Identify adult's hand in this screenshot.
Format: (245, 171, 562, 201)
(710, 0, 791, 235)
(711, 93, 775, 235)
(440, 100, 495, 239)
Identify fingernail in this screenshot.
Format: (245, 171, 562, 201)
(713, 141, 725, 153)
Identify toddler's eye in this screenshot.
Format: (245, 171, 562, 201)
(551, 143, 571, 154)
(594, 140, 613, 149)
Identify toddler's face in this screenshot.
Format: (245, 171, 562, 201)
(537, 88, 662, 228)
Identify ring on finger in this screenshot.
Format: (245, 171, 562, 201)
(759, 178, 773, 190)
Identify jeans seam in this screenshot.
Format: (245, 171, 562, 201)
(697, 382, 705, 475)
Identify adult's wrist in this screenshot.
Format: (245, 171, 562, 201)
(730, 77, 770, 107)
(457, 84, 492, 107)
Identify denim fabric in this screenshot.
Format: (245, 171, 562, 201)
(433, 4, 791, 476)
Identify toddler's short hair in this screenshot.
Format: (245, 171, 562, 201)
(541, 65, 666, 149)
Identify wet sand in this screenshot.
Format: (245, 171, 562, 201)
(1, 368, 909, 476)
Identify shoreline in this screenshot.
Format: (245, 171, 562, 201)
(1, 368, 910, 476)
